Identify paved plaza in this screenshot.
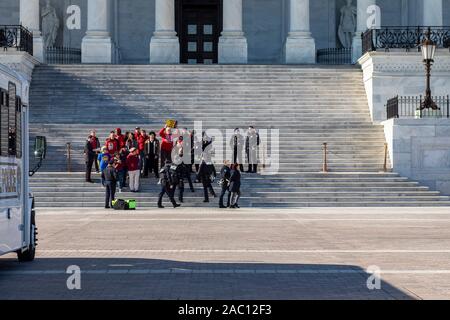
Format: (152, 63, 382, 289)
(1, 207, 450, 300)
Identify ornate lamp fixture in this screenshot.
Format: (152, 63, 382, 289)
(420, 29, 438, 110)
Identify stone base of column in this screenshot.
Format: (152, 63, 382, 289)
(32, 36, 44, 63)
(218, 36, 248, 64)
(81, 36, 113, 64)
(150, 37, 180, 64)
(352, 35, 362, 64)
(285, 34, 316, 64)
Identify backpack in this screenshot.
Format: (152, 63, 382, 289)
(112, 199, 128, 210)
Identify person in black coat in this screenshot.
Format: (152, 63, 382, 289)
(143, 132, 160, 179)
(197, 160, 216, 203)
(219, 161, 232, 208)
(229, 163, 242, 209)
(84, 135, 97, 183)
(158, 160, 180, 209)
(230, 128, 244, 172)
(90, 130, 101, 173)
(104, 160, 117, 209)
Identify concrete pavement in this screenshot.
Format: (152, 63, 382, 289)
(1, 207, 450, 299)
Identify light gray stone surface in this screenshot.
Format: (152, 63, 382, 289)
(383, 118, 450, 195)
(3, 208, 450, 299)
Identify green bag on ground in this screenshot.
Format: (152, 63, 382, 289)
(125, 199, 136, 210)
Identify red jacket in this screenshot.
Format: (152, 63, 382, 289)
(126, 154, 139, 171)
(105, 138, 119, 154)
(137, 134, 148, 152)
(159, 127, 173, 153)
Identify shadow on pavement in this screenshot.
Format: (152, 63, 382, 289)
(0, 257, 415, 300)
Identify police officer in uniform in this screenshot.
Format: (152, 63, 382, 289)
(219, 161, 232, 208)
(158, 160, 180, 209)
(104, 160, 117, 209)
(197, 160, 217, 203)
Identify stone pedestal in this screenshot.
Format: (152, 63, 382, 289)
(285, 0, 316, 64)
(150, 37, 180, 64)
(81, 0, 113, 63)
(150, 0, 180, 64)
(81, 37, 113, 63)
(218, 0, 247, 64)
(218, 37, 247, 64)
(285, 34, 316, 64)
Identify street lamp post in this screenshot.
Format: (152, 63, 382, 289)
(420, 30, 438, 111)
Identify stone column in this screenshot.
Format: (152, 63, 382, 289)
(19, 0, 44, 62)
(150, 0, 179, 64)
(352, 0, 376, 63)
(423, 0, 443, 26)
(285, 0, 316, 64)
(219, 0, 248, 64)
(81, 0, 113, 63)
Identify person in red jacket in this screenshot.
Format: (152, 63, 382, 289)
(159, 125, 174, 168)
(105, 131, 119, 155)
(137, 129, 149, 175)
(126, 147, 140, 192)
(115, 128, 126, 149)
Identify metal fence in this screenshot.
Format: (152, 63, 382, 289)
(386, 95, 450, 119)
(46, 47, 81, 64)
(316, 48, 352, 65)
(363, 26, 450, 54)
(0, 25, 33, 55)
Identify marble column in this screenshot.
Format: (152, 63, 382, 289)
(19, 0, 44, 62)
(150, 0, 179, 64)
(352, 0, 376, 63)
(81, 0, 113, 63)
(423, 0, 443, 26)
(218, 0, 248, 64)
(285, 0, 316, 64)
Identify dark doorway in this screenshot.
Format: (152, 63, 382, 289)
(176, 0, 222, 64)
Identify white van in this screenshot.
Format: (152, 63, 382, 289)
(0, 64, 46, 262)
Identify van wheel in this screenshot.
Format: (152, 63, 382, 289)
(17, 204, 37, 262)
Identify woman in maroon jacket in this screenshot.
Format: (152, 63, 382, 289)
(126, 148, 140, 192)
(159, 126, 174, 168)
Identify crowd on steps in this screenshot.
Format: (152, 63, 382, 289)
(83, 124, 261, 209)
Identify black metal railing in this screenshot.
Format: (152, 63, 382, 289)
(386, 95, 450, 119)
(0, 25, 33, 55)
(45, 46, 81, 64)
(362, 26, 450, 54)
(317, 48, 352, 65)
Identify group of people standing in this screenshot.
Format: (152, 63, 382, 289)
(83, 124, 260, 209)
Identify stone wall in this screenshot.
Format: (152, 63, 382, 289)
(444, 0, 450, 25)
(383, 118, 450, 195)
(0, 0, 19, 25)
(359, 50, 450, 123)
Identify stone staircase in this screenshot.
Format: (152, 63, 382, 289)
(28, 64, 450, 207)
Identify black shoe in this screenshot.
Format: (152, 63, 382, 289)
(191, 189, 195, 193)
(173, 204, 181, 208)
(235, 204, 240, 208)
(105, 206, 110, 209)
(230, 205, 236, 209)
(179, 199, 184, 203)
(219, 205, 227, 209)
(203, 200, 209, 203)
(158, 205, 165, 209)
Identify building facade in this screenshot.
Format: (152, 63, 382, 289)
(1, 0, 449, 64)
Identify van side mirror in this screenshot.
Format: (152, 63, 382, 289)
(34, 136, 47, 160)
